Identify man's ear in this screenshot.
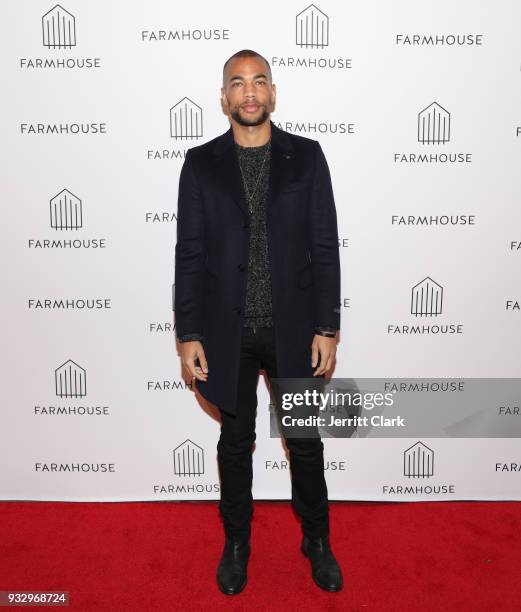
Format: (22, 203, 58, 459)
(271, 83, 276, 110)
(220, 88, 229, 116)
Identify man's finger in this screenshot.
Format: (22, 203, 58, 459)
(311, 343, 319, 367)
(197, 350, 209, 374)
(185, 358, 207, 381)
(314, 351, 334, 376)
(313, 349, 328, 375)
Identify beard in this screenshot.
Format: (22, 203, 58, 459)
(229, 101, 271, 127)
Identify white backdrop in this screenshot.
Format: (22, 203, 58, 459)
(2, 0, 521, 502)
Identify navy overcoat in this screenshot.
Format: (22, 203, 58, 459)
(174, 120, 341, 415)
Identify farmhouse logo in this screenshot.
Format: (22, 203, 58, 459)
(55, 359, 86, 398)
(411, 277, 443, 317)
(391, 214, 476, 227)
(387, 277, 463, 335)
(296, 4, 329, 48)
(404, 441, 434, 478)
(28, 190, 107, 250)
(28, 297, 112, 311)
(42, 4, 76, 49)
(50, 188, 82, 230)
(275, 120, 354, 136)
(140, 28, 230, 43)
(394, 100, 472, 164)
(145, 212, 176, 224)
(271, 4, 352, 71)
(19, 5, 101, 70)
(173, 439, 204, 477)
(395, 33, 484, 47)
(265, 458, 347, 471)
(146, 99, 203, 160)
(152, 439, 219, 495)
(170, 98, 203, 139)
(381, 441, 455, 496)
(418, 102, 450, 144)
(33, 360, 111, 417)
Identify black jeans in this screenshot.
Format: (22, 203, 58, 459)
(216, 325, 330, 541)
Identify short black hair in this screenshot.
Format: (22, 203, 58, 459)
(222, 49, 272, 83)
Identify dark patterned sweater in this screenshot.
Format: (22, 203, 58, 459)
(236, 139, 274, 328)
(177, 137, 338, 342)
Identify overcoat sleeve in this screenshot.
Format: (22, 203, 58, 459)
(309, 141, 341, 330)
(174, 149, 206, 340)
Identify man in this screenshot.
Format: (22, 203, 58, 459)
(174, 49, 343, 594)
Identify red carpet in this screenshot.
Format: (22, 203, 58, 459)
(1, 500, 520, 611)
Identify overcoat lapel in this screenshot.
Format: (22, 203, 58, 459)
(211, 119, 295, 218)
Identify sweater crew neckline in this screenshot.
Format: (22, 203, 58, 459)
(235, 139, 271, 151)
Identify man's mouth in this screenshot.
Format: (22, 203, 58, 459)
(242, 103, 260, 113)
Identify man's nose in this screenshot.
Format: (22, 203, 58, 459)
(243, 82, 256, 96)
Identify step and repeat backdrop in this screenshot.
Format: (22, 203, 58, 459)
(2, 0, 521, 502)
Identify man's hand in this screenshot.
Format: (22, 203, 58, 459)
(311, 334, 337, 376)
(179, 340, 208, 382)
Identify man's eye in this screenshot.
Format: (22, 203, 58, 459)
(257, 81, 266, 85)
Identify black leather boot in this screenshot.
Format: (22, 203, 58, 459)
(216, 535, 251, 595)
(301, 534, 343, 592)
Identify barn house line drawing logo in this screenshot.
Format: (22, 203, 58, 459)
(42, 5, 76, 49)
(50, 189, 82, 230)
(55, 359, 86, 398)
(411, 277, 443, 317)
(418, 102, 450, 144)
(173, 439, 204, 476)
(296, 4, 329, 48)
(404, 441, 434, 478)
(170, 98, 203, 139)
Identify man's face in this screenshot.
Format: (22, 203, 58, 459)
(221, 56, 276, 127)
